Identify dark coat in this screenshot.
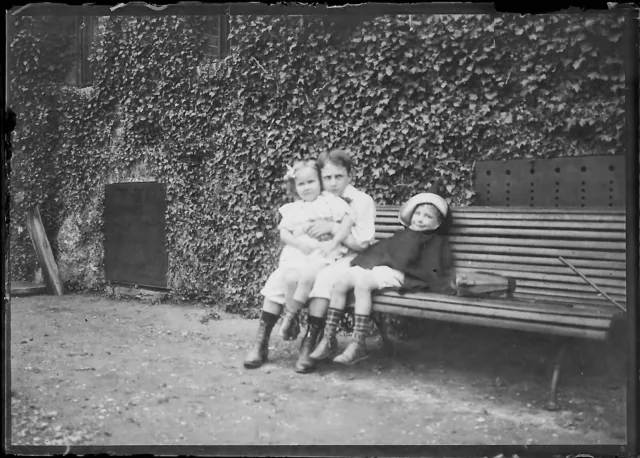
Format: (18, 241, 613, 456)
(350, 227, 456, 295)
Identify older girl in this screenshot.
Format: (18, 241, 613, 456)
(244, 160, 353, 368)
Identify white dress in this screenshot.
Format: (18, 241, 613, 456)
(277, 191, 353, 269)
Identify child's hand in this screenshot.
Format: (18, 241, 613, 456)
(306, 220, 334, 239)
(292, 226, 306, 237)
(296, 222, 312, 236)
(318, 240, 339, 257)
(300, 238, 321, 255)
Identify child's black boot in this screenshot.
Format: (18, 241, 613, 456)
(244, 311, 278, 369)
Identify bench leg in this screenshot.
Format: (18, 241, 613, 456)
(545, 341, 568, 411)
(372, 312, 394, 357)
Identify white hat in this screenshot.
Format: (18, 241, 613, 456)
(398, 193, 449, 227)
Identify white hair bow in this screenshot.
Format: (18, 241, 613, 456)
(284, 165, 296, 180)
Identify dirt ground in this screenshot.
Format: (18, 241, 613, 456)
(8, 294, 627, 447)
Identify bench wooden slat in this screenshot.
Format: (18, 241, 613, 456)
(374, 233, 627, 252)
(372, 295, 613, 328)
(454, 261, 626, 280)
(376, 232, 627, 253)
(514, 287, 626, 304)
(455, 267, 627, 289)
(511, 279, 626, 297)
(377, 208, 625, 219)
(456, 206, 624, 212)
(375, 217, 625, 231)
(377, 205, 625, 216)
(372, 303, 609, 340)
(374, 291, 615, 317)
(448, 227, 625, 240)
(452, 253, 627, 271)
(452, 236, 625, 251)
(376, 235, 628, 260)
(453, 220, 625, 230)
(450, 244, 626, 261)
(513, 292, 618, 309)
(452, 213, 625, 222)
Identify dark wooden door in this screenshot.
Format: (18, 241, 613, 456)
(104, 182, 168, 289)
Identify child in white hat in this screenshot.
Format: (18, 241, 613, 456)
(310, 192, 455, 365)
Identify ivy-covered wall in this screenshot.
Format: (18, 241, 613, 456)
(9, 14, 626, 313)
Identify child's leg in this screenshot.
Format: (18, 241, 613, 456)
(283, 268, 300, 311)
(246, 267, 291, 368)
(281, 263, 326, 341)
(309, 269, 358, 361)
(244, 296, 284, 369)
(352, 273, 380, 316)
(280, 260, 326, 341)
(333, 273, 381, 365)
(291, 259, 327, 306)
(279, 268, 302, 341)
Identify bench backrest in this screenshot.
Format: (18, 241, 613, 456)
(374, 206, 627, 308)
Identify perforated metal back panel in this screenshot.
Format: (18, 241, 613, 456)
(474, 155, 625, 208)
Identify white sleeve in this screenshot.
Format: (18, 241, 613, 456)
(327, 194, 353, 222)
(349, 192, 376, 249)
(277, 202, 299, 231)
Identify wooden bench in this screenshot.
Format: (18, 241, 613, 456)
(364, 205, 626, 410)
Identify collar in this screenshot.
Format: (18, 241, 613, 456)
(341, 185, 357, 200)
(406, 227, 437, 238)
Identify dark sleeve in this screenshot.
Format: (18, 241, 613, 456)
(352, 231, 418, 270)
(351, 239, 387, 269)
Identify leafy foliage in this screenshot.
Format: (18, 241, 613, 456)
(9, 13, 626, 314)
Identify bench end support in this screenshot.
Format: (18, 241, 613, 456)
(544, 341, 568, 411)
(372, 312, 395, 357)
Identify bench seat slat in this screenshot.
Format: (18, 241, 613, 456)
(504, 278, 626, 296)
(377, 205, 625, 214)
(372, 303, 609, 340)
(376, 211, 626, 219)
(450, 244, 626, 261)
(376, 208, 625, 220)
(452, 213, 625, 222)
(454, 261, 626, 280)
(512, 292, 617, 308)
(453, 206, 624, 213)
(452, 253, 627, 271)
(450, 236, 625, 251)
(455, 267, 627, 289)
(375, 218, 625, 231)
(372, 296, 612, 328)
(513, 287, 626, 304)
(453, 220, 625, 230)
(376, 232, 627, 252)
(376, 233, 627, 252)
(448, 227, 625, 240)
(374, 291, 617, 317)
